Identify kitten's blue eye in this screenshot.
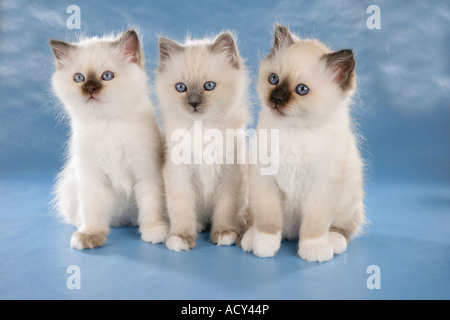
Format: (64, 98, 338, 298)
(73, 73, 85, 83)
(204, 81, 216, 91)
(101, 71, 114, 81)
(296, 84, 310, 96)
(268, 73, 279, 85)
(175, 82, 187, 93)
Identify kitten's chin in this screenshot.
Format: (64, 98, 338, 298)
(86, 98, 97, 104)
(270, 105, 287, 117)
(85, 95, 103, 105)
(184, 107, 205, 118)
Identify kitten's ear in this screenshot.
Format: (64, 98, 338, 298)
(209, 32, 240, 69)
(322, 49, 356, 90)
(49, 40, 74, 69)
(271, 24, 295, 54)
(158, 37, 184, 71)
(115, 29, 144, 67)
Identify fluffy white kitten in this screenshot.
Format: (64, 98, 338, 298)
(156, 32, 249, 251)
(50, 29, 168, 249)
(241, 25, 365, 262)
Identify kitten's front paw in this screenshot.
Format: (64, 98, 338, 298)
(71, 231, 107, 250)
(141, 224, 169, 244)
(240, 226, 255, 252)
(298, 235, 334, 262)
(211, 230, 238, 246)
(166, 234, 196, 252)
(253, 230, 281, 258)
(329, 231, 347, 255)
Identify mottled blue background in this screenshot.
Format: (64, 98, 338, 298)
(0, 0, 449, 300)
(1, 0, 448, 183)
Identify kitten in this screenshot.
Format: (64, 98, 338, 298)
(156, 32, 249, 251)
(241, 25, 365, 262)
(50, 29, 168, 249)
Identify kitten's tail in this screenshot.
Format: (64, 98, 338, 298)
(50, 162, 80, 227)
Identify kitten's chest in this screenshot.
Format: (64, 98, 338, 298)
(193, 162, 222, 196)
(76, 122, 137, 190)
(273, 127, 324, 196)
(275, 140, 311, 195)
(192, 130, 224, 198)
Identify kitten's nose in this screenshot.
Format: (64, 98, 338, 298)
(83, 79, 101, 96)
(189, 101, 200, 110)
(85, 85, 96, 95)
(271, 95, 283, 105)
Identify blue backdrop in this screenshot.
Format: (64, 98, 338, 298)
(1, 0, 448, 183)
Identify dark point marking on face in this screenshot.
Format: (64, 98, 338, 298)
(187, 90, 203, 111)
(269, 80, 291, 109)
(82, 71, 102, 96)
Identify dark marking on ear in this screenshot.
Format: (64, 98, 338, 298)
(158, 37, 184, 71)
(49, 39, 74, 69)
(209, 32, 240, 69)
(270, 24, 295, 56)
(115, 29, 144, 67)
(322, 49, 356, 90)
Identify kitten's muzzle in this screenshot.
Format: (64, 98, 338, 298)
(83, 80, 102, 96)
(189, 101, 201, 110)
(269, 81, 291, 108)
(187, 92, 203, 111)
(271, 95, 283, 105)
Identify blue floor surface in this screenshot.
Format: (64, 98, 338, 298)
(0, 172, 449, 300)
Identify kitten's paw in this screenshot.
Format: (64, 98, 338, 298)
(166, 234, 195, 252)
(253, 230, 282, 258)
(329, 231, 347, 255)
(213, 231, 238, 246)
(298, 235, 334, 262)
(141, 224, 169, 244)
(240, 226, 255, 252)
(71, 231, 107, 250)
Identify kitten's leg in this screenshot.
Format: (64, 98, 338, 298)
(329, 198, 365, 254)
(71, 175, 112, 250)
(210, 167, 245, 246)
(135, 178, 169, 244)
(298, 185, 339, 262)
(164, 164, 197, 251)
(244, 167, 283, 257)
(239, 208, 254, 250)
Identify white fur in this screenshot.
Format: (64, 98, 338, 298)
(51, 31, 167, 249)
(156, 33, 249, 251)
(248, 27, 365, 262)
(253, 230, 282, 258)
(329, 231, 348, 254)
(240, 225, 255, 252)
(166, 235, 190, 252)
(216, 232, 238, 246)
(141, 225, 169, 244)
(298, 234, 334, 263)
